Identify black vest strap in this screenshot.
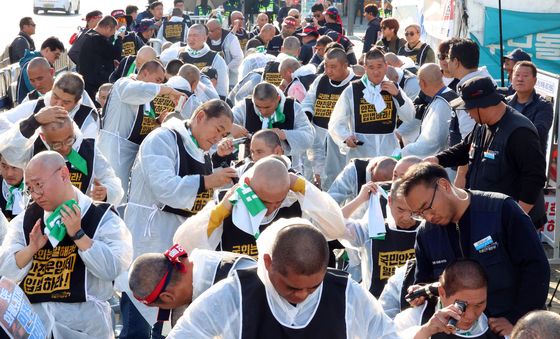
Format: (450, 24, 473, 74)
(0, 177, 17, 221)
(244, 97, 296, 134)
(212, 253, 245, 284)
(161, 129, 213, 217)
(20, 202, 111, 303)
(179, 50, 218, 70)
(239, 267, 347, 339)
(219, 201, 302, 257)
(399, 259, 417, 310)
(353, 158, 369, 189)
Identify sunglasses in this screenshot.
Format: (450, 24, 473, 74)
(437, 53, 448, 61)
(404, 32, 416, 37)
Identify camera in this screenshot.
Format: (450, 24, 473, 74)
(447, 300, 467, 331)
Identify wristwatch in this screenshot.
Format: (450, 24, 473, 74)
(70, 229, 86, 241)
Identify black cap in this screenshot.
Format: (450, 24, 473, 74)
(504, 48, 531, 62)
(450, 76, 503, 110)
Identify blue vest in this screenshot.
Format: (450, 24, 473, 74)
(416, 191, 515, 318)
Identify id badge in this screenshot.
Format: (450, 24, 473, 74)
(483, 150, 497, 160)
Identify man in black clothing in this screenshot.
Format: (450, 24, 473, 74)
(78, 16, 124, 101)
(507, 61, 553, 154)
(311, 3, 326, 26)
(9, 17, 36, 64)
(297, 25, 319, 65)
(363, 4, 381, 54)
(425, 76, 547, 229)
(267, 16, 298, 56)
(400, 163, 550, 337)
(277, 0, 298, 27)
(245, 24, 276, 52)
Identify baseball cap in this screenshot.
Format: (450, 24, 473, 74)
(450, 76, 504, 110)
(136, 19, 158, 33)
(111, 10, 126, 19)
(84, 10, 103, 21)
(283, 16, 298, 27)
(504, 48, 532, 62)
(298, 25, 319, 37)
(323, 6, 339, 17)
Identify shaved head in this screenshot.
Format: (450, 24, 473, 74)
(384, 52, 403, 67)
(136, 46, 157, 68)
(189, 23, 207, 36)
(371, 156, 397, 182)
(261, 23, 275, 34)
(27, 57, 51, 71)
(129, 253, 181, 305)
(271, 223, 329, 275)
(250, 157, 290, 215)
(418, 63, 443, 85)
(178, 64, 200, 86)
(393, 156, 423, 180)
(512, 310, 560, 339)
(206, 18, 221, 30)
(40, 114, 73, 133)
(26, 151, 65, 174)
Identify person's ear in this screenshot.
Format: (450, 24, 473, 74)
(263, 253, 273, 271)
(438, 285, 446, 299)
(158, 291, 175, 306)
(244, 177, 251, 186)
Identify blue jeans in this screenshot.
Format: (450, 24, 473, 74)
(118, 292, 151, 339)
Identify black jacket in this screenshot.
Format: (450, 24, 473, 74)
(363, 17, 381, 53)
(506, 91, 554, 154)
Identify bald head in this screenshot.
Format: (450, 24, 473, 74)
(206, 18, 220, 30)
(136, 46, 157, 68)
(251, 157, 290, 190)
(392, 156, 423, 180)
(40, 114, 73, 134)
(129, 253, 182, 306)
(261, 23, 275, 34)
(279, 57, 300, 74)
(282, 36, 301, 56)
(26, 151, 65, 174)
(189, 23, 207, 36)
(511, 310, 560, 339)
(371, 156, 397, 182)
(386, 66, 400, 83)
(27, 57, 51, 72)
(384, 52, 403, 67)
(270, 223, 329, 275)
(260, 23, 276, 42)
(178, 64, 200, 88)
(418, 63, 445, 96)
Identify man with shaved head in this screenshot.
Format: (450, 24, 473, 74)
(246, 23, 276, 52)
(109, 45, 158, 83)
(1, 71, 99, 140)
(401, 63, 458, 158)
(206, 18, 243, 88)
(99, 59, 185, 201)
(174, 156, 345, 257)
(0, 114, 124, 205)
(0, 151, 131, 338)
(169, 218, 398, 338)
(301, 47, 358, 190)
(24, 57, 54, 102)
(166, 63, 204, 119)
(392, 155, 423, 180)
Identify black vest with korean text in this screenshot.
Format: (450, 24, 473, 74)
(33, 139, 95, 195)
(234, 30, 250, 52)
(238, 267, 348, 339)
(262, 61, 282, 87)
(244, 97, 295, 133)
(126, 93, 176, 145)
(351, 80, 398, 134)
(313, 74, 357, 129)
(34, 99, 93, 131)
(122, 32, 140, 57)
(420, 191, 515, 318)
(218, 201, 302, 257)
(162, 21, 187, 43)
(20, 201, 111, 303)
(179, 50, 218, 70)
(161, 129, 213, 218)
(369, 225, 417, 298)
(420, 297, 503, 339)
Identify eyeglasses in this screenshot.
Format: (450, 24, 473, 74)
(48, 136, 76, 151)
(437, 53, 448, 61)
(410, 182, 439, 221)
(293, 15, 300, 19)
(24, 167, 63, 197)
(404, 32, 416, 37)
(381, 26, 388, 30)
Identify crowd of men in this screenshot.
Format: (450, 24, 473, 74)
(0, 0, 557, 338)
